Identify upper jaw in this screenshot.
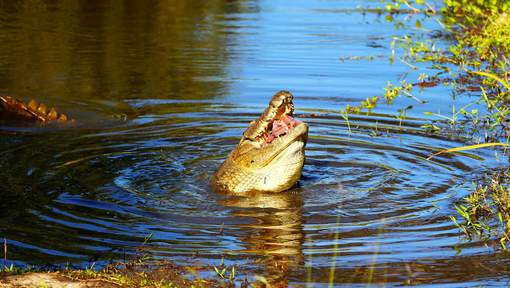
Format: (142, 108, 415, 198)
(241, 90, 297, 145)
(233, 90, 308, 167)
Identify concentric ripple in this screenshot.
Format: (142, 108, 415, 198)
(1, 99, 509, 285)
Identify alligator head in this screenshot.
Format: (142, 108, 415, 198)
(211, 90, 308, 194)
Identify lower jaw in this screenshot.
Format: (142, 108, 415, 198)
(255, 141, 305, 191)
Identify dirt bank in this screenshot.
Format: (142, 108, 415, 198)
(0, 272, 118, 288)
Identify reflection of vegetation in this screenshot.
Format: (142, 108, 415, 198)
(0, 0, 244, 102)
(342, 0, 510, 249)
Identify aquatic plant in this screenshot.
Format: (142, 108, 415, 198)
(450, 169, 510, 250)
(341, 0, 510, 249)
(344, 0, 510, 142)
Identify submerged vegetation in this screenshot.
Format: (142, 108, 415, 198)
(343, 0, 510, 249)
(450, 169, 510, 249)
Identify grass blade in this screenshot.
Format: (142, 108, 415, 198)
(427, 142, 510, 160)
(470, 70, 510, 90)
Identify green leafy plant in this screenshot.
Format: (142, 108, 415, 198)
(449, 170, 510, 249)
(341, 0, 510, 251)
(344, 0, 510, 141)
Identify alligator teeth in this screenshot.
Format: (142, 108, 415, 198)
(286, 102, 294, 115)
(266, 109, 276, 122)
(243, 90, 295, 142)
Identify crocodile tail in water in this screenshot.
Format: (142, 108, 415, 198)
(0, 96, 70, 122)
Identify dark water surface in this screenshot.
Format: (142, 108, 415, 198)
(1, 0, 509, 286)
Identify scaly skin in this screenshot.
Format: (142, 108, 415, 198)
(0, 96, 70, 122)
(211, 90, 308, 194)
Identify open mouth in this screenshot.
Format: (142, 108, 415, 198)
(242, 92, 306, 146)
(262, 114, 303, 144)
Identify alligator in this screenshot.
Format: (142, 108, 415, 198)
(211, 90, 308, 194)
(0, 96, 70, 122)
(1, 92, 308, 194)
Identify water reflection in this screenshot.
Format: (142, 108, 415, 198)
(221, 190, 304, 284)
(0, 0, 246, 106)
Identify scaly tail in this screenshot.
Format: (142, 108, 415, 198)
(0, 96, 70, 122)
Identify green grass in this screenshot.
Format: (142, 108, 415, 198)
(63, 261, 217, 288)
(0, 235, 247, 288)
(0, 259, 246, 288)
(450, 169, 510, 249)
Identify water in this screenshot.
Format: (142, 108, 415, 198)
(1, 0, 509, 286)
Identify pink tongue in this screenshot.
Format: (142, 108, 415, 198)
(272, 119, 289, 138)
(265, 115, 302, 143)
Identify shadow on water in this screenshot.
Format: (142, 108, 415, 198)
(1, 0, 510, 286)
